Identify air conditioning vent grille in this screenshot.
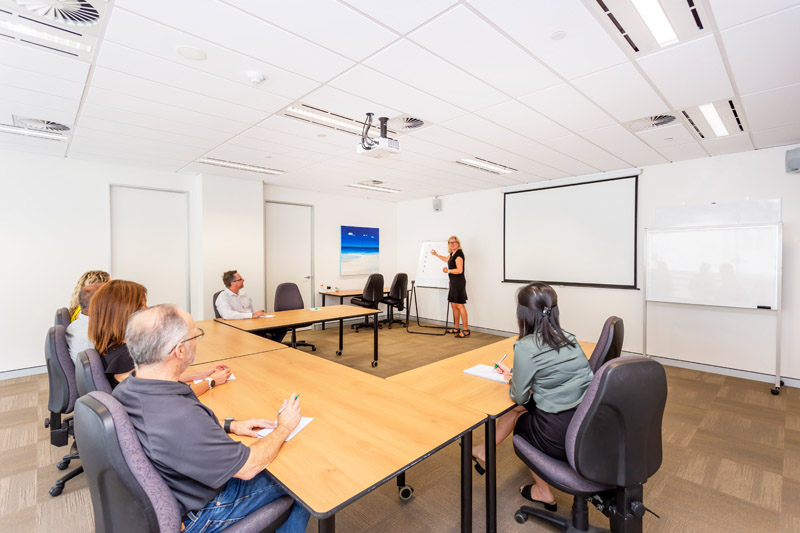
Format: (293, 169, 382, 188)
(629, 114, 676, 132)
(13, 116, 70, 132)
(14, 0, 100, 26)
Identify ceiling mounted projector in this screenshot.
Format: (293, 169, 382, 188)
(357, 113, 400, 158)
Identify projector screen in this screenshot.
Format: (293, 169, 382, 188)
(504, 176, 638, 288)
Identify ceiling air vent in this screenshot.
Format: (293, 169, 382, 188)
(686, 0, 704, 30)
(388, 115, 424, 131)
(681, 110, 705, 139)
(628, 114, 676, 132)
(595, 0, 639, 52)
(728, 100, 744, 132)
(13, 0, 100, 26)
(13, 116, 70, 132)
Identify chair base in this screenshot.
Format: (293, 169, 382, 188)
(283, 340, 316, 351)
(50, 464, 84, 497)
(352, 315, 382, 332)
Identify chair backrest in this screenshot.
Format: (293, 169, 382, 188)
(589, 316, 624, 373)
(361, 273, 385, 303)
(212, 291, 223, 319)
(55, 307, 71, 328)
(74, 392, 180, 533)
(45, 325, 78, 414)
(389, 273, 408, 300)
(566, 356, 666, 488)
(274, 283, 304, 312)
(76, 349, 113, 396)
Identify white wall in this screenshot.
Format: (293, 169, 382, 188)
(0, 149, 203, 373)
(263, 185, 398, 307)
(397, 144, 800, 380)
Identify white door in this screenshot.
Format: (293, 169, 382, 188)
(110, 186, 190, 309)
(265, 202, 313, 311)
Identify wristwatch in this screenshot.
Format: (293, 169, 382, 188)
(204, 377, 216, 390)
(224, 417, 234, 433)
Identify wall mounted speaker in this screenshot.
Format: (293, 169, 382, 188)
(787, 147, 800, 173)
(432, 197, 442, 211)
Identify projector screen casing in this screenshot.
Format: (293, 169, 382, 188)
(503, 176, 638, 289)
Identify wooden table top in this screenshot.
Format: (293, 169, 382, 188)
(193, 320, 286, 365)
(319, 287, 390, 297)
(215, 305, 379, 331)
(387, 337, 597, 417)
(195, 349, 486, 518)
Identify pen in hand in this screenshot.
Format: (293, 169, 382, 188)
(493, 353, 507, 370)
(276, 394, 299, 416)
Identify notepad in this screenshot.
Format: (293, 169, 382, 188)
(308, 307, 322, 311)
(463, 364, 507, 384)
(194, 373, 236, 384)
(257, 417, 313, 442)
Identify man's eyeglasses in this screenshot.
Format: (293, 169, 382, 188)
(232, 278, 243, 283)
(168, 327, 204, 355)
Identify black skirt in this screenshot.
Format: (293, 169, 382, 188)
(513, 406, 578, 461)
(448, 275, 467, 304)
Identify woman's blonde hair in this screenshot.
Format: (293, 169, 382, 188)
(448, 235, 462, 250)
(88, 280, 147, 355)
(69, 270, 110, 315)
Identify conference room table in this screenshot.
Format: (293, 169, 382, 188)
(318, 287, 390, 330)
(215, 304, 382, 366)
(387, 336, 596, 533)
(194, 348, 487, 532)
(193, 319, 286, 365)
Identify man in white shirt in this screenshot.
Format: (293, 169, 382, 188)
(216, 271, 286, 342)
(66, 283, 103, 363)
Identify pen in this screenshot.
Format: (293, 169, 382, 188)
(276, 394, 299, 415)
(493, 353, 507, 370)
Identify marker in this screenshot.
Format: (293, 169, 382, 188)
(276, 395, 299, 415)
(493, 353, 507, 370)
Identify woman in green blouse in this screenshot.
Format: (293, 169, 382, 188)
(473, 282, 593, 510)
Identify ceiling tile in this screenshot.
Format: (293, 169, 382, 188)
(479, 148, 567, 179)
(0, 100, 77, 128)
(656, 141, 708, 162)
(330, 65, 465, 123)
(635, 123, 696, 148)
(0, 64, 85, 101)
(76, 116, 217, 150)
(406, 125, 490, 156)
(0, 84, 80, 118)
(571, 62, 669, 123)
(512, 141, 599, 176)
(519, 83, 615, 132)
(205, 143, 318, 172)
(365, 40, 508, 112)
(340, 0, 458, 34)
(104, 9, 320, 100)
(475, 100, 570, 141)
(440, 114, 532, 149)
(700, 133, 754, 157)
(115, 0, 354, 81)
(409, 5, 560, 97)
(300, 86, 401, 123)
(0, 40, 89, 83)
(708, 0, 800, 30)
(750, 124, 800, 149)
(581, 125, 668, 167)
(0, 135, 68, 157)
(719, 6, 800, 95)
(71, 126, 207, 160)
(637, 35, 733, 109)
(740, 83, 800, 131)
(540, 134, 628, 171)
(469, 0, 628, 79)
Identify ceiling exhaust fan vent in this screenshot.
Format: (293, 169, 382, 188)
(13, 116, 70, 132)
(595, 0, 640, 52)
(387, 115, 424, 131)
(629, 114, 676, 132)
(14, 0, 100, 26)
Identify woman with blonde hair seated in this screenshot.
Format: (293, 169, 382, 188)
(68, 270, 110, 321)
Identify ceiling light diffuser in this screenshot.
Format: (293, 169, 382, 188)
(0, 20, 92, 52)
(196, 158, 285, 175)
(631, 0, 678, 47)
(698, 103, 728, 137)
(459, 158, 512, 174)
(0, 124, 68, 141)
(287, 107, 362, 132)
(347, 183, 400, 193)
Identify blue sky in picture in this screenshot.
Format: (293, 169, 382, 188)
(341, 226, 379, 254)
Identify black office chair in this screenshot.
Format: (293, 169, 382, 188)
(44, 325, 83, 497)
(350, 273, 384, 332)
(75, 349, 112, 396)
(513, 356, 666, 532)
(380, 273, 408, 329)
(588, 316, 624, 373)
(274, 283, 315, 351)
(212, 290, 223, 319)
(55, 307, 70, 328)
(74, 391, 294, 533)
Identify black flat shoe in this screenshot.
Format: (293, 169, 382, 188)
(520, 485, 557, 512)
(472, 457, 485, 476)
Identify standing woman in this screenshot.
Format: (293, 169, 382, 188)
(430, 235, 470, 337)
(68, 270, 110, 321)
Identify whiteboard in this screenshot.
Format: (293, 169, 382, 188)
(645, 225, 781, 310)
(415, 241, 449, 289)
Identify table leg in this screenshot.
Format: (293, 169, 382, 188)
(322, 294, 326, 330)
(336, 319, 343, 356)
(372, 313, 378, 367)
(485, 419, 497, 533)
(291, 328, 297, 349)
(319, 515, 335, 533)
(461, 432, 473, 533)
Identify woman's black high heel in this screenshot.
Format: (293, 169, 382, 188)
(458, 441, 485, 475)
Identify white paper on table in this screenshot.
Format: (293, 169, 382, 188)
(256, 417, 313, 442)
(463, 364, 507, 384)
(194, 373, 236, 384)
(308, 307, 322, 311)
(257, 315, 275, 318)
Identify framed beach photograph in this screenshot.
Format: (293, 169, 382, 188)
(340, 225, 379, 275)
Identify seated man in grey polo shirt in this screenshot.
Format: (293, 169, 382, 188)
(114, 304, 309, 533)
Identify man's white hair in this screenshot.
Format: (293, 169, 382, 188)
(126, 305, 189, 367)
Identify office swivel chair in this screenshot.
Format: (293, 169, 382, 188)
(513, 356, 666, 533)
(350, 273, 384, 332)
(274, 283, 315, 351)
(75, 349, 112, 396)
(588, 316, 624, 373)
(55, 307, 70, 328)
(44, 325, 83, 497)
(212, 290, 223, 319)
(74, 391, 294, 533)
(380, 273, 408, 329)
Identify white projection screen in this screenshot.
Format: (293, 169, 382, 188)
(504, 176, 638, 288)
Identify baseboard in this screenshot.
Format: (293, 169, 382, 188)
(405, 314, 516, 338)
(0, 365, 47, 381)
(645, 353, 797, 388)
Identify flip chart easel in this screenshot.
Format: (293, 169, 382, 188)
(406, 241, 450, 336)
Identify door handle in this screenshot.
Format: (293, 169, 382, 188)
(304, 276, 311, 279)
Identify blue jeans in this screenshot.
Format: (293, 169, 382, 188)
(183, 471, 310, 533)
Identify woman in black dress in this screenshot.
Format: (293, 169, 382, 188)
(430, 235, 470, 337)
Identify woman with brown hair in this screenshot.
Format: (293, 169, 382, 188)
(89, 280, 230, 392)
(68, 270, 110, 321)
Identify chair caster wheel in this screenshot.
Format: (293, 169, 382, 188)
(514, 511, 527, 524)
(57, 461, 70, 470)
(49, 485, 63, 497)
(44, 419, 50, 428)
(312, 347, 316, 352)
(336, 351, 342, 356)
(388, 324, 392, 329)
(371, 361, 378, 368)
(398, 485, 414, 500)
(771, 387, 780, 395)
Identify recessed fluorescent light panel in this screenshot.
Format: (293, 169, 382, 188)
(347, 183, 401, 193)
(456, 158, 517, 175)
(631, 0, 678, 47)
(196, 158, 286, 175)
(0, 124, 68, 141)
(698, 103, 728, 137)
(286, 106, 362, 133)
